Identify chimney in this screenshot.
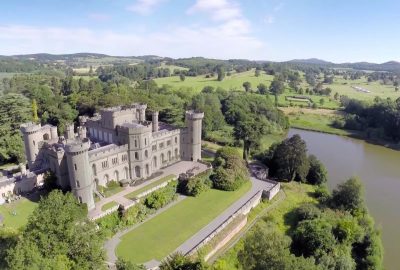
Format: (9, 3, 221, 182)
(152, 111, 159, 132)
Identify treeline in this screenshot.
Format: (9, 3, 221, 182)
(336, 97, 400, 142)
(0, 58, 44, 72)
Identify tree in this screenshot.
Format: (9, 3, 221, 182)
(89, 65, 94, 77)
(160, 252, 207, 270)
(32, 99, 39, 123)
(0, 93, 31, 164)
(238, 223, 319, 270)
(255, 69, 261, 77)
(268, 135, 310, 181)
(269, 76, 285, 106)
(319, 98, 325, 106)
(306, 155, 328, 185)
(211, 147, 249, 191)
(179, 73, 186, 81)
(292, 219, 336, 258)
(257, 83, 268, 95)
(242, 81, 251, 92)
(217, 66, 225, 81)
(331, 177, 365, 214)
(6, 190, 105, 270)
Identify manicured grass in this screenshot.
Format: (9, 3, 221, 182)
(0, 198, 38, 229)
(101, 185, 124, 198)
(213, 182, 317, 269)
(124, 174, 176, 200)
(101, 201, 118, 211)
(116, 181, 252, 264)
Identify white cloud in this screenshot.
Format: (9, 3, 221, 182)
(0, 24, 264, 59)
(88, 13, 111, 21)
(127, 0, 167, 15)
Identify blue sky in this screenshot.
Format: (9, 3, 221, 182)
(0, 0, 399, 63)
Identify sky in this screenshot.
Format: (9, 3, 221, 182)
(0, 0, 399, 63)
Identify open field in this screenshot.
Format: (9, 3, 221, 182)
(155, 70, 274, 93)
(213, 182, 317, 269)
(124, 174, 176, 200)
(116, 181, 251, 264)
(0, 197, 38, 229)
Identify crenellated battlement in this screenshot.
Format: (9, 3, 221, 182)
(185, 110, 205, 120)
(152, 129, 181, 139)
(20, 122, 43, 134)
(65, 139, 90, 154)
(89, 144, 128, 160)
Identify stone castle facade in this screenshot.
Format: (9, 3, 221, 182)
(20, 104, 204, 210)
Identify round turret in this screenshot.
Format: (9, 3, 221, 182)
(20, 123, 43, 169)
(185, 110, 204, 161)
(65, 139, 95, 210)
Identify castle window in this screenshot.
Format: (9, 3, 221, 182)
(112, 157, 118, 165)
(102, 161, 108, 168)
(145, 138, 147, 145)
(134, 140, 137, 147)
(167, 140, 171, 146)
(77, 180, 80, 188)
(159, 142, 164, 149)
(33, 140, 35, 146)
(92, 164, 97, 175)
(175, 137, 178, 144)
(152, 144, 157, 151)
(135, 152, 139, 160)
(122, 154, 127, 162)
(74, 164, 77, 171)
(78, 196, 82, 203)
(145, 150, 148, 158)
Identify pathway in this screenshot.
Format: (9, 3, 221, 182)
(89, 161, 208, 219)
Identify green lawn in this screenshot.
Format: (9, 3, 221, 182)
(154, 70, 274, 93)
(287, 112, 351, 136)
(101, 201, 118, 211)
(101, 185, 124, 198)
(116, 181, 252, 264)
(124, 175, 176, 200)
(0, 198, 38, 229)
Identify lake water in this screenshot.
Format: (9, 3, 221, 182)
(287, 128, 400, 270)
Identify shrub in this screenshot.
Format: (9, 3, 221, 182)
(121, 204, 150, 226)
(306, 155, 328, 185)
(211, 147, 249, 191)
(144, 182, 177, 210)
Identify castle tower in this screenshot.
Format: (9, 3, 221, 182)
(65, 139, 95, 210)
(184, 110, 204, 162)
(65, 123, 75, 140)
(20, 123, 43, 170)
(152, 111, 159, 132)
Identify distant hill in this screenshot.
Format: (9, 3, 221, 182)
(287, 58, 334, 65)
(1, 53, 399, 72)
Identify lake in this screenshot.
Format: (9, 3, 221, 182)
(288, 128, 400, 270)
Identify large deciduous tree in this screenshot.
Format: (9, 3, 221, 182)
(268, 135, 310, 181)
(6, 190, 105, 270)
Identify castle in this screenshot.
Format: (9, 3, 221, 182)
(20, 104, 204, 210)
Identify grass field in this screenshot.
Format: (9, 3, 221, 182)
(116, 181, 252, 264)
(213, 182, 317, 269)
(124, 175, 176, 200)
(0, 198, 38, 229)
(101, 201, 118, 211)
(155, 70, 274, 93)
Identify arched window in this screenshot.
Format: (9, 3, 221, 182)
(161, 153, 165, 164)
(153, 156, 157, 169)
(114, 170, 119, 181)
(104, 174, 109, 184)
(145, 150, 148, 158)
(175, 148, 179, 158)
(43, 133, 50, 140)
(145, 164, 149, 176)
(92, 164, 97, 176)
(168, 151, 172, 161)
(135, 166, 141, 178)
(175, 137, 178, 144)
